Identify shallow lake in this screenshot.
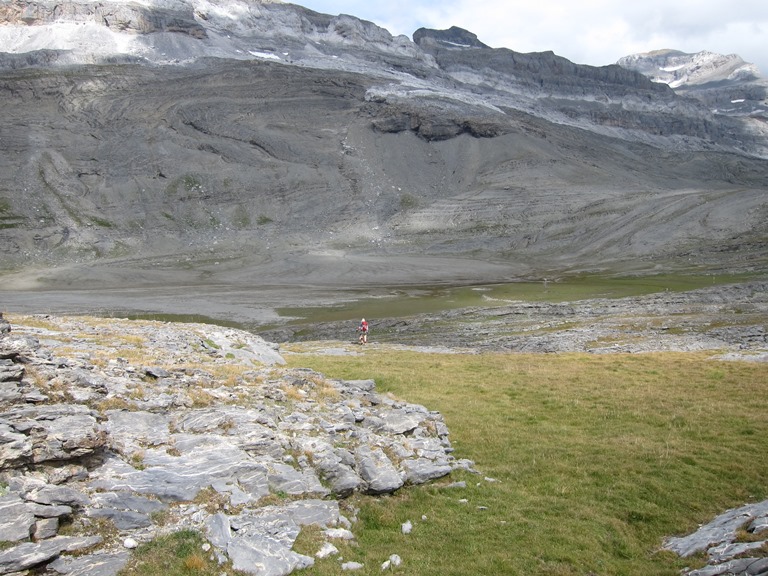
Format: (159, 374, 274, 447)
(274, 272, 752, 326)
(2, 272, 756, 332)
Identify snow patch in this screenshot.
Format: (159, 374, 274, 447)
(0, 22, 139, 56)
(193, 0, 255, 21)
(440, 40, 471, 48)
(248, 50, 280, 60)
(660, 64, 686, 72)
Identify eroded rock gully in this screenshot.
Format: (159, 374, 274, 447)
(0, 313, 471, 575)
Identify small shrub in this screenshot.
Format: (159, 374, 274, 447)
(182, 174, 202, 192)
(188, 388, 216, 408)
(257, 491, 291, 507)
(232, 205, 250, 228)
(22, 365, 46, 388)
(209, 364, 248, 386)
(88, 215, 114, 228)
(281, 384, 306, 402)
(6, 314, 61, 331)
(60, 515, 119, 546)
(315, 381, 341, 402)
(202, 338, 220, 350)
(119, 334, 147, 347)
(96, 397, 137, 412)
(192, 487, 229, 515)
(183, 553, 208, 571)
(400, 193, 419, 210)
(118, 530, 225, 576)
(166, 445, 181, 457)
(150, 509, 172, 527)
(736, 523, 768, 543)
(130, 450, 146, 470)
(127, 384, 147, 401)
(219, 417, 235, 434)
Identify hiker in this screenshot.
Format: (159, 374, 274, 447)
(357, 318, 369, 344)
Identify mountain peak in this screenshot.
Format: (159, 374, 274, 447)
(617, 48, 767, 118)
(412, 26, 490, 50)
(0, 0, 415, 67)
(617, 49, 762, 88)
(1, 0, 768, 289)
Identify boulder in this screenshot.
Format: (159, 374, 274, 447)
(685, 557, 768, 576)
(283, 500, 340, 527)
(144, 366, 171, 379)
(33, 517, 59, 540)
(0, 358, 24, 382)
(47, 551, 131, 576)
(25, 502, 73, 519)
(86, 507, 152, 530)
(355, 446, 404, 495)
(373, 408, 425, 435)
(25, 484, 90, 508)
(0, 314, 10, 336)
(313, 454, 364, 497)
(266, 462, 329, 498)
(63, 369, 110, 403)
(204, 330, 286, 366)
(0, 335, 40, 359)
(0, 494, 35, 542)
(104, 410, 171, 455)
(664, 501, 768, 557)
(0, 381, 22, 403)
(227, 535, 314, 576)
(0, 535, 102, 574)
(86, 491, 167, 530)
(0, 405, 107, 468)
(401, 458, 452, 484)
(205, 504, 334, 576)
(91, 437, 278, 503)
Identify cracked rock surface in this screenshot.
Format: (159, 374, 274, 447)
(663, 501, 768, 576)
(0, 313, 468, 575)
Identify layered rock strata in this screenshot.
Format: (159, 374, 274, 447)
(0, 313, 469, 575)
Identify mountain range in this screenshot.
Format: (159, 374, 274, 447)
(1, 0, 767, 294)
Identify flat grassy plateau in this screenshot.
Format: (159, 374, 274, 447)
(279, 349, 768, 576)
(19, 274, 761, 576)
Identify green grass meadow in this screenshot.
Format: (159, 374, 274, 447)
(282, 350, 768, 576)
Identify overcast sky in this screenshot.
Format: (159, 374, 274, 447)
(295, 0, 768, 76)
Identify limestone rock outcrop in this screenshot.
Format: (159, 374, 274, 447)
(663, 501, 768, 576)
(0, 313, 469, 575)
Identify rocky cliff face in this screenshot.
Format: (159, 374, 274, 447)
(0, 0, 767, 290)
(618, 48, 768, 118)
